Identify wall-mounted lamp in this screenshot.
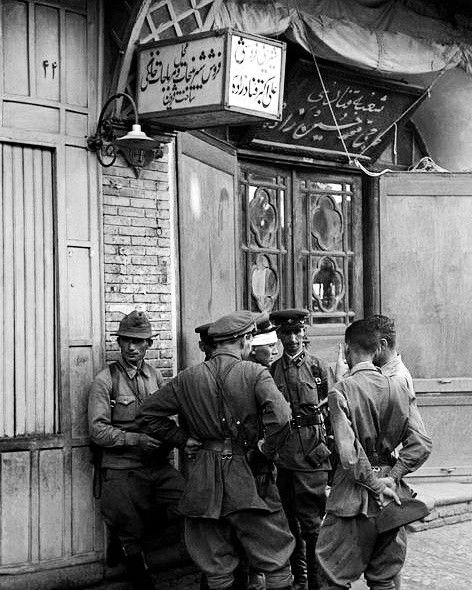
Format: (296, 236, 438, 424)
(87, 92, 166, 173)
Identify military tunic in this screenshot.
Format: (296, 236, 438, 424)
(88, 359, 185, 555)
(316, 361, 432, 589)
(137, 351, 295, 589)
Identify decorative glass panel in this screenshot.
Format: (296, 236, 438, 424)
(311, 194, 343, 251)
(312, 257, 344, 313)
(249, 186, 278, 248)
(251, 254, 279, 312)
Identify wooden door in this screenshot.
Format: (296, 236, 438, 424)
(177, 133, 238, 369)
(378, 172, 472, 478)
(238, 161, 363, 364)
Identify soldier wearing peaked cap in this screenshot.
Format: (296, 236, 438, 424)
(195, 322, 216, 361)
(137, 310, 295, 590)
(250, 313, 279, 368)
(88, 311, 185, 590)
(269, 309, 333, 590)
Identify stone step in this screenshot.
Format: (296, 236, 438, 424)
(407, 481, 472, 531)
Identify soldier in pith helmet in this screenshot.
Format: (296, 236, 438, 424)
(269, 309, 333, 590)
(137, 310, 295, 590)
(88, 310, 185, 590)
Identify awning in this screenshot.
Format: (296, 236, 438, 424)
(214, 0, 472, 75)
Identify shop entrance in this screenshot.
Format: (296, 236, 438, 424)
(238, 160, 364, 363)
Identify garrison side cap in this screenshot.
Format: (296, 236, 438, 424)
(270, 308, 309, 331)
(112, 310, 155, 339)
(208, 310, 257, 342)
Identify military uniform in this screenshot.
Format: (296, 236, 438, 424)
(88, 311, 185, 590)
(270, 309, 333, 590)
(316, 361, 432, 590)
(137, 311, 295, 590)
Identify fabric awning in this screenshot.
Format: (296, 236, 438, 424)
(214, 0, 472, 75)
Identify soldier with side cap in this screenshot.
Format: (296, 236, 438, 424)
(269, 309, 333, 590)
(137, 310, 295, 590)
(88, 311, 185, 590)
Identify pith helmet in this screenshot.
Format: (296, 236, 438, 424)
(113, 311, 154, 339)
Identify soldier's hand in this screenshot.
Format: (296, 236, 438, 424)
(378, 485, 401, 508)
(184, 436, 202, 459)
(335, 343, 349, 382)
(377, 476, 396, 490)
(137, 433, 162, 452)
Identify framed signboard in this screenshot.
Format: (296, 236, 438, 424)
(251, 59, 424, 160)
(137, 29, 286, 129)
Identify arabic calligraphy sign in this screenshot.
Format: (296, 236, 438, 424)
(253, 60, 423, 159)
(137, 29, 286, 129)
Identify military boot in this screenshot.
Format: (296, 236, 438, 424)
(304, 534, 321, 590)
(124, 552, 155, 590)
(290, 533, 307, 589)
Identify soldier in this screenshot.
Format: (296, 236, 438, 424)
(195, 322, 216, 361)
(269, 309, 333, 590)
(316, 319, 432, 590)
(137, 310, 295, 590)
(88, 310, 185, 590)
(250, 313, 279, 368)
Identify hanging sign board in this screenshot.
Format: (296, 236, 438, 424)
(251, 60, 424, 160)
(137, 29, 286, 129)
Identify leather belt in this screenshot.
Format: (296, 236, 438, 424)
(290, 414, 322, 428)
(201, 438, 245, 456)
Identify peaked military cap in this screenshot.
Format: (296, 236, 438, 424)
(208, 310, 256, 342)
(195, 322, 214, 345)
(113, 310, 154, 339)
(253, 312, 278, 346)
(270, 308, 309, 331)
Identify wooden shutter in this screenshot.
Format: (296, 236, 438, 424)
(0, 144, 55, 437)
(378, 172, 472, 477)
(176, 132, 238, 369)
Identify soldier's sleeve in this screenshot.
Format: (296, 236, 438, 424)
(136, 378, 189, 449)
(329, 385, 386, 495)
(389, 399, 432, 481)
(254, 366, 291, 459)
(88, 369, 135, 448)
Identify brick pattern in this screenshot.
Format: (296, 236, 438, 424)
(102, 149, 175, 378)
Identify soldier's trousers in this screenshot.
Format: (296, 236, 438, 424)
(101, 464, 185, 556)
(316, 514, 407, 590)
(185, 508, 295, 590)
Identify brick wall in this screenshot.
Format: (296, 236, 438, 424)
(102, 149, 175, 378)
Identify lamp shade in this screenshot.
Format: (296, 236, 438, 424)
(115, 124, 161, 149)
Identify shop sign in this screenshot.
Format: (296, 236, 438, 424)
(137, 29, 286, 129)
(252, 60, 424, 159)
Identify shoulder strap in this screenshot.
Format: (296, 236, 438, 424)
(109, 361, 121, 402)
(205, 358, 241, 440)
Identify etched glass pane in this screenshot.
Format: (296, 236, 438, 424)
(251, 254, 279, 312)
(311, 195, 343, 251)
(312, 257, 344, 313)
(249, 186, 278, 248)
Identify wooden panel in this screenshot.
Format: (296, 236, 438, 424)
(379, 173, 472, 379)
(0, 452, 30, 564)
(65, 12, 88, 107)
(3, 101, 60, 133)
(65, 110, 88, 136)
(178, 133, 237, 368)
(3, 0, 29, 96)
(38, 450, 64, 560)
(71, 447, 94, 554)
(410, 395, 472, 477)
(35, 4, 60, 100)
(68, 246, 92, 341)
(66, 146, 90, 240)
(70, 347, 94, 437)
(0, 145, 55, 437)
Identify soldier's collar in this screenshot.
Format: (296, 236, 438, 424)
(119, 358, 150, 379)
(283, 349, 305, 368)
(350, 361, 380, 375)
